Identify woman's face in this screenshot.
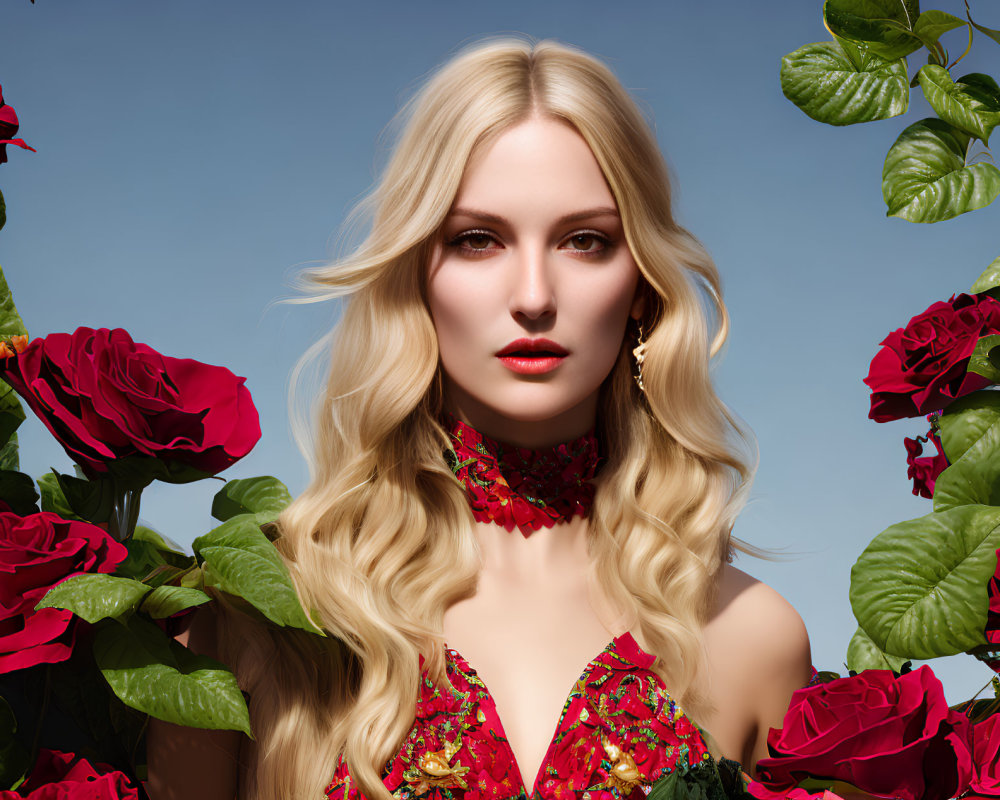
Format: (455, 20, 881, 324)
(427, 116, 643, 448)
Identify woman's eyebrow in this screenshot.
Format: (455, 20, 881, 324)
(448, 206, 620, 225)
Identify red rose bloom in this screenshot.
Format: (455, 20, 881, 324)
(969, 713, 1000, 795)
(0, 749, 139, 799)
(0, 512, 127, 674)
(985, 549, 1000, 673)
(904, 425, 949, 499)
(0, 327, 261, 481)
(864, 293, 1000, 422)
(749, 666, 973, 800)
(0, 85, 36, 164)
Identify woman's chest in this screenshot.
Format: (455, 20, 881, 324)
(324, 631, 711, 800)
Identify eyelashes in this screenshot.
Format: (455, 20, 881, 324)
(444, 228, 613, 258)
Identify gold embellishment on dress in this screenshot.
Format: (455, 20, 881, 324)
(403, 734, 471, 795)
(599, 735, 644, 795)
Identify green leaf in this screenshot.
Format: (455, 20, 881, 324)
(94, 615, 251, 735)
(912, 9, 966, 46)
(193, 515, 322, 634)
(934, 412, 1000, 510)
(141, 586, 212, 619)
(53, 470, 116, 524)
(969, 335, 1000, 383)
(211, 475, 292, 526)
(36, 471, 81, 519)
(0, 470, 38, 515)
(0, 264, 26, 339)
(846, 625, 909, 672)
(918, 67, 1000, 143)
(133, 524, 188, 557)
(882, 117, 1000, 222)
(972, 256, 1000, 293)
(780, 40, 909, 125)
(0, 696, 29, 791)
(937, 391, 1000, 464)
(116, 526, 193, 583)
(969, 17, 1000, 47)
(0, 379, 25, 460)
(823, 0, 923, 61)
(850, 504, 1000, 659)
(36, 574, 151, 623)
(0, 432, 17, 473)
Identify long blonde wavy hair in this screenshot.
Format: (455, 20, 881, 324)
(215, 34, 758, 800)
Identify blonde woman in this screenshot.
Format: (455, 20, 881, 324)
(148, 36, 811, 800)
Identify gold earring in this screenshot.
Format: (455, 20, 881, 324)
(632, 323, 647, 392)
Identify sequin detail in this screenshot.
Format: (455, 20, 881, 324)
(324, 633, 710, 800)
(444, 416, 600, 538)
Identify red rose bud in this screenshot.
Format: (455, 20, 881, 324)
(0, 512, 127, 674)
(0, 334, 28, 359)
(864, 293, 1000, 422)
(970, 713, 1000, 795)
(0, 327, 261, 481)
(904, 425, 949, 499)
(0, 749, 140, 799)
(749, 666, 974, 800)
(0, 84, 36, 165)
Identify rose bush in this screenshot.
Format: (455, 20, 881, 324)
(0, 327, 261, 482)
(903, 426, 949, 499)
(864, 293, 1000, 422)
(0, 511, 126, 673)
(0, 749, 139, 799)
(749, 666, 973, 800)
(0, 85, 36, 165)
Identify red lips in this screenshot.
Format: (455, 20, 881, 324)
(496, 338, 569, 357)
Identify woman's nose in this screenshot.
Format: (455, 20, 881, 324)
(508, 244, 556, 321)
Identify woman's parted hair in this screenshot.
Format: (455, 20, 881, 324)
(217, 34, 758, 800)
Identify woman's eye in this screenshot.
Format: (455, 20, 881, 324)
(564, 233, 608, 253)
(447, 231, 499, 255)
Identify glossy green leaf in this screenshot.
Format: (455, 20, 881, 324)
(52, 470, 116, 524)
(969, 335, 1000, 383)
(193, 515, 322, 634)
(94, 615, 251, 735)
(0, 264, 26, 339)
(0, 380, 24, 461)
(846, 626, 908, 672)
(0, 470, 38, 515)
(824, 0, 923, 60)
(0, 432, 17, 473)
(882, 117, 1000, 222)
(36, 574, 151, 623)
(918, 67, 1000, 143)
(972, 256, 1000, 293)
(850, 504, 1000, 658)
(211, 475, 292, 526)
(912, 9, 966, 45)
(36, 472, 80, 519)
(934, 413, 1000, 511)
(970, 17, 1000, 47)
(781, 40, 909, 125)
(133, 524, 188, 557)
(936, 391, 1000, 465)
(141, 586, 211, 619)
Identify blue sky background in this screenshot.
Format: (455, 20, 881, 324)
(2, 0, 998, 703)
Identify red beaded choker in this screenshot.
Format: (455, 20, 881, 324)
(444, 416, 601, 538)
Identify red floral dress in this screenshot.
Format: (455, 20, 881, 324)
(325, 632, 711, 800)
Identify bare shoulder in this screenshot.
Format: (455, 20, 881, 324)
(702, 564, 812, 770)
(708, 564, 811, 662)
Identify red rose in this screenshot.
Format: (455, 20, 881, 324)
(0, 749, 139, 799)
(0, 511, 127, 674)
(0, 85, 36, 165)
(904, 425, 949, 499)
(864, 293, 1000, 422)
(985, 549, 1000, 673)
(749, 666, 973, 800)
(970, 714, 1000, 795)
(0, 327, 261, 481)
